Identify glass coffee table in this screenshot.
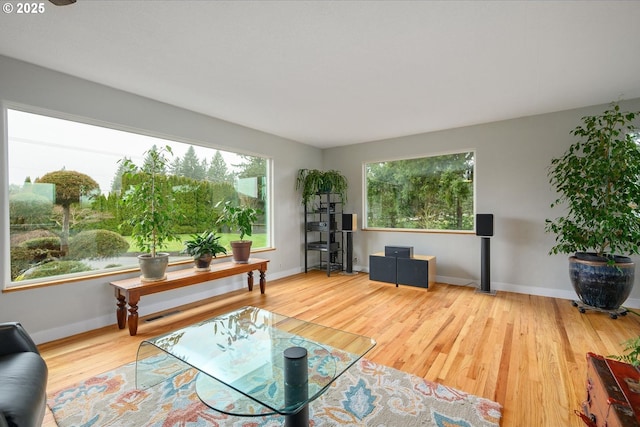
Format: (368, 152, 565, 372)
(135, 306, 376, 426)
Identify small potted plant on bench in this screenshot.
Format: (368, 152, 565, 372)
(182, 231, 227, 271)
(216, 201, 262, 264)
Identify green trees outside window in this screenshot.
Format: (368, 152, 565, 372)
(6, 108, 269, 286)
(365, 151, 474, 231)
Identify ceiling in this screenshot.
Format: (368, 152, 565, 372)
(1, 1, 639, 148)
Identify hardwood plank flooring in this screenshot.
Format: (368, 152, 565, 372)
(39, 271, 640, 426)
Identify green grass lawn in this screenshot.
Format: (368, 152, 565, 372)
(123, 233, 268, 254)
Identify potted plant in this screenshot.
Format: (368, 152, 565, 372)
(119, 145, 179, 281)
(296, 169, 348, 206)
(546, 103, 640, 313)
(216, 201, 262, 263)
(182, 231, 227, 271)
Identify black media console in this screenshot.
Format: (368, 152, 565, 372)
(369, 246, 436, 289)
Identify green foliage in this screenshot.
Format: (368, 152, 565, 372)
(296, 169, 348, 206)
(366, 152, 474, 230)
(610, 336, 640, 367)
(11, 236, 64, 280)
(35, 170, 100, 255)
(119, 145, 179, 257)
(216, 201, 262, 241)
(236, 155, 267, 179)
(21, 236, 61, 251)
(16, 260, 94, 281)
(546, 103, 640, 257)
(172, 146, 207, 180)
(207, 150, 231, 183)
(168, 177, 233, 234)
(68, 230, 130, 260)
(10, 246, 33, 281)
(9, 192, 53, 228)
(123, 232, 267, 253)
(182, 231, 227, 259)
(35, 170, 100, 206)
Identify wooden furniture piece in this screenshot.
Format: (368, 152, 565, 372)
(579, 352, 640, 426)
(110, 258, 269, 336)
(369, 251, 436, 289)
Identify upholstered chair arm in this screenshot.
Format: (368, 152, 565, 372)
(0, 322, 40, 356)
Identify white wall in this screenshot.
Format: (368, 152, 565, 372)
(324, 99, 640, 307)
(0, 55, 321, 343)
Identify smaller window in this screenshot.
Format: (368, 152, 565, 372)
(364, 151, 475, 231)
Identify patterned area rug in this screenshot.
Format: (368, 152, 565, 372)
(48, 358, 501, 426)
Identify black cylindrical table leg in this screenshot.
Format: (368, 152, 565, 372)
(284, 346, 309, 427)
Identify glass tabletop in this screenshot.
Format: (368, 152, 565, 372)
(135, 306, 376, 416)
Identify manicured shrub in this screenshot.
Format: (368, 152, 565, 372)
(68, 229, 130, 260)
(16, 260, 94, 281)
(9, 192, 53, 228)
(10, 246, 33, 281)
(20, 236, 61, 251)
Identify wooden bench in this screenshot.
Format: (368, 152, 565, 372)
(110, 258, 269, 336)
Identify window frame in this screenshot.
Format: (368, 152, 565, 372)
(362, 149, 476, 233)
(3, 103, 273, 290)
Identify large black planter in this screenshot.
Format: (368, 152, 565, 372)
(569, 254, 635, 310)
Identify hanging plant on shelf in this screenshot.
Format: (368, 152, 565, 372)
(296, 169, 348, 206)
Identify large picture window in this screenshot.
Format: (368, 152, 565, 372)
(6, 108, 270, 287)
(365, 151, 474, 231)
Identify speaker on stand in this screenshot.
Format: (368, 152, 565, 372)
(342, 214, 357, 275)
(476, 214, 496, 295)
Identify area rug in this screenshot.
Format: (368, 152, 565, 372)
(47, 358, 501, 426)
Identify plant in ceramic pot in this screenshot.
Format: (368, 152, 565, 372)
(296, 169, 348, 206)
(119, 145, 179, 281)
(182, 231, 227, 271)
(546, 103, 640, 315)
(216, 201, 262, 263)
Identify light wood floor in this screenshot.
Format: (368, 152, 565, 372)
(39, 271, 640, 426)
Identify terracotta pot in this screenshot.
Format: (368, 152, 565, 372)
(230, 241, 252, 264)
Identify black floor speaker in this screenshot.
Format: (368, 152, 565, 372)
(476, 214, 494, 236)
(476, 214, 496, 295)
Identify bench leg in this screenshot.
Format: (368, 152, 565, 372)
(247, 271, 254, 291)
(260, 268, 266, 294)
(128, 295, 140, 336)
(116, 294, 127, 329)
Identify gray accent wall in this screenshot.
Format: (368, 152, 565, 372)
(1, 54, 639, 344)
(324, 99, 640, 305)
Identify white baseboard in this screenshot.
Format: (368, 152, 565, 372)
(31, 267, 303, 344)
(32, 266, 639, 344)
(359, 268, 640, 310)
